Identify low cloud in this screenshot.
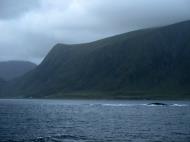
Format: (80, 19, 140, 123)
(0, 0, 190, 64)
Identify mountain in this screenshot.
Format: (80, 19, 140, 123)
(0, 78, 5, 87)
(1, 20, 190, 99)
(0, 78, 5, 94)
(0, 61, 37, 81)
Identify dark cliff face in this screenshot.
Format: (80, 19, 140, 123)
(1, 20, 190, 98)
(0, 61, 37, 81)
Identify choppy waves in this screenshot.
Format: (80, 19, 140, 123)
(1, 134, 90, 142)
(88, 103, 189, 107)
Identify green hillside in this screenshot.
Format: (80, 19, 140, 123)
(1, 21, 190, 99)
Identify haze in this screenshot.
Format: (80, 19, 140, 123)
(0, 0, 190, 64)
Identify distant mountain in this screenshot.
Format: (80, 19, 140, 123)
(1, 20, 190, 99)
(0, 78, 5, 94)
(0, 78, 5, 86)
(0, 61, 37, 81)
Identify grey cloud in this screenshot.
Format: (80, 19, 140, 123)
(0, 0, 190, 64)
(0, 0, 40, 19)
(84, 0, 190, 32)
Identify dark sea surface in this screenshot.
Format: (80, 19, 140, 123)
(0, 99, 189, 142)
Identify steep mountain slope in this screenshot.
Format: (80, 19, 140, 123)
(0, 61, 37, 81)
(1, 21, 190, 99)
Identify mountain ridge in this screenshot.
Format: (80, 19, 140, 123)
(1, 20, 190, 99)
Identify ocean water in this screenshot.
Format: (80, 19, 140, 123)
(0, 99, 189, 142)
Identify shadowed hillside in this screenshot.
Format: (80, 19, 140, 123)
(1, 21, 190, 99)
(0, 78, 5, 94)
(0, 61, 37, 81)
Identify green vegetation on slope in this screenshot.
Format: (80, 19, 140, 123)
(1, 21, 190, 99)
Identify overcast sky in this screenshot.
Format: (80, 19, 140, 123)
(0, 0, 190, 64)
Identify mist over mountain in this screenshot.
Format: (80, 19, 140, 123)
(0, 61, 37, 81)
(1, 21, 190, 99)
